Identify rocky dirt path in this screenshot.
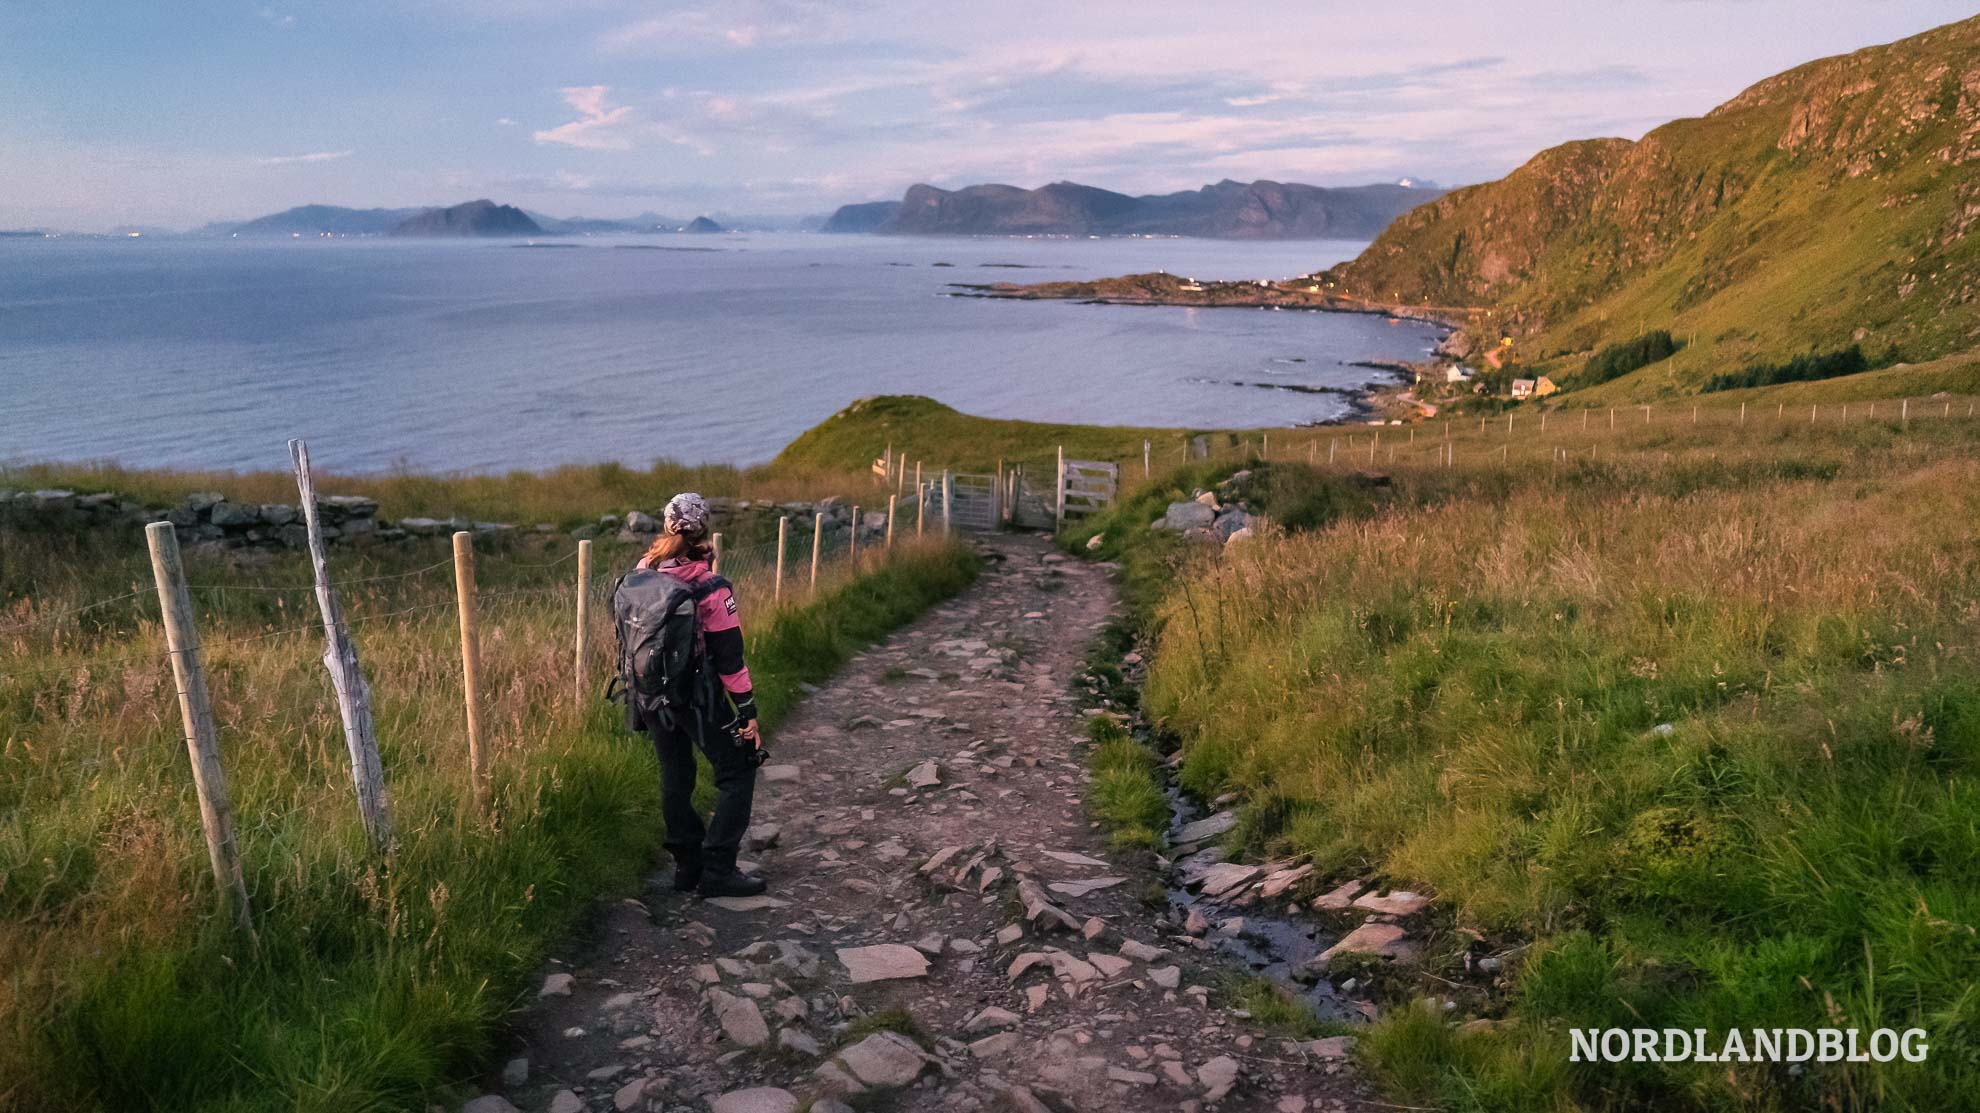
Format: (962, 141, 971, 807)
(478, 533, 1380, 1113)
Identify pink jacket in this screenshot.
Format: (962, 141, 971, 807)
(637, 555, 754, 697)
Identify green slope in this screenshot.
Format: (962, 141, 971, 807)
(1325, 14, 1980, 396)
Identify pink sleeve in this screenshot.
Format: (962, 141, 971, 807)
(699, 585, 754, 694)
(698, 584, 741, 634)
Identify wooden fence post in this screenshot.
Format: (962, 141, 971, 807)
(146, 521, 257, 944)
(774, 516, 788, 602)
(289, 439, 391, 850)
(711, 531, 724, 574)
(942, 471, 953, 535)
(917, 483, 926, 536)
(1329, 439, 1336, 464)
(810, 512, 824, 594)
(1143, 440, 1150, 477)
(1740, 402, 1747, 425)
(575, 539, 592, 704)
(886, 495, 896, 551)
(452, 531, 488, 811)
(1055, 447, 1065, 526)
(849, 506, 859, 565)
(1262, 432, 1270, 459)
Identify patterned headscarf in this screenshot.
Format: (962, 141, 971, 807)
(663, 492, 711, 537)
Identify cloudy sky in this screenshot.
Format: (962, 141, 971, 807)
(1, 1, 1971, 229)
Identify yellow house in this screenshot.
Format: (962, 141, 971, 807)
(1534, 376, 1558, 398)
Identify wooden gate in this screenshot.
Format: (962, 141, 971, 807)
(1058, 459, 1118, 522)
(946, 473, 999, 532)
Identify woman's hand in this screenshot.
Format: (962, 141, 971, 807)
(737, 719, 761, 747)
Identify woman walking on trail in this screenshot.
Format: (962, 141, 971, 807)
(634, 493, 767, 898)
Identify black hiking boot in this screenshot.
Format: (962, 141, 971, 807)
(669, 850, 703, 892)
(698, 870, 767, 898)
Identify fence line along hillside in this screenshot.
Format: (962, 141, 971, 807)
(0, 440, 977, 1111)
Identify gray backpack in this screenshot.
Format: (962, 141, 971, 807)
(610, 567, 727, 733)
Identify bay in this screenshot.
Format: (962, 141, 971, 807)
(0, 233, 1443, 473)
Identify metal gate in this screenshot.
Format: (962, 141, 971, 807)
(946, 473, 999, 532)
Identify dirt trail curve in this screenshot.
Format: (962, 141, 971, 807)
(492, 533, 1378, 1113)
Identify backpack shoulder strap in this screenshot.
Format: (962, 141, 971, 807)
(690, 575, 731, 600)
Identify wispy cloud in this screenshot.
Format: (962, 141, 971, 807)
(253, 150, 353, 165)
(531, 85, 715, 154)
(533, 85, 638, 150)
(600, 0, 845, 53)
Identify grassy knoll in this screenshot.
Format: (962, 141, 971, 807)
(0, 523, 975, 1112)
(773, 394, 1188, 476)
(0, 458, 868, 533)
(1068, 380, 1980, 1111)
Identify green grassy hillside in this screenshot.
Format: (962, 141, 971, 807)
(1325, 15, 1980, 396)
(773, 395, 1188, 475)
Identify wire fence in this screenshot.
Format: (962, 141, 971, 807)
(875, 391, 1980, 532)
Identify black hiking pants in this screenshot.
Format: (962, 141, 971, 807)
(648, 715, 757, 877)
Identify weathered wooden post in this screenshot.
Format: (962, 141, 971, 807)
(809, 512, 823, 594)
(1902, 399, 1909, 429)
(289, 439, 391, 850)
(774, 516, 788, 602)
(1143, 440, 1151, 477)
(1507, 413, 1514, 436)
(574, 539, 592, 703)
(1740, 402, 1747, 425)
(917, 482, 926, 536)
(452, 531, 488, 811)
(1329, 439, 1336, 464)
(1054, 448, 1065, 527)
(146, 521, 257, 943)
(886, 495, 897, 551)
(1262, 432, 1270, 459)
(942, 470, 953, 535)
(710, 531, 724, 574)
(849, 506, 860, 565)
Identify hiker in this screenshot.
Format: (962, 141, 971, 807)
(618, 492, 767, 898)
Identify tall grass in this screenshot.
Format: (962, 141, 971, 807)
(0, 522, 975, 1112)
(1087, 397, 1980, 1111)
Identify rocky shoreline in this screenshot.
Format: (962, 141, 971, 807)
(947, 271, 1467, 427)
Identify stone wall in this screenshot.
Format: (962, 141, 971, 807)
(0, 487, 931, 551)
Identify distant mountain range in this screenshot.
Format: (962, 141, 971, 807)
(822, 179, 1447, 239)
(208, 202, 735, 238)
(1324, 12, 1980, 384)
